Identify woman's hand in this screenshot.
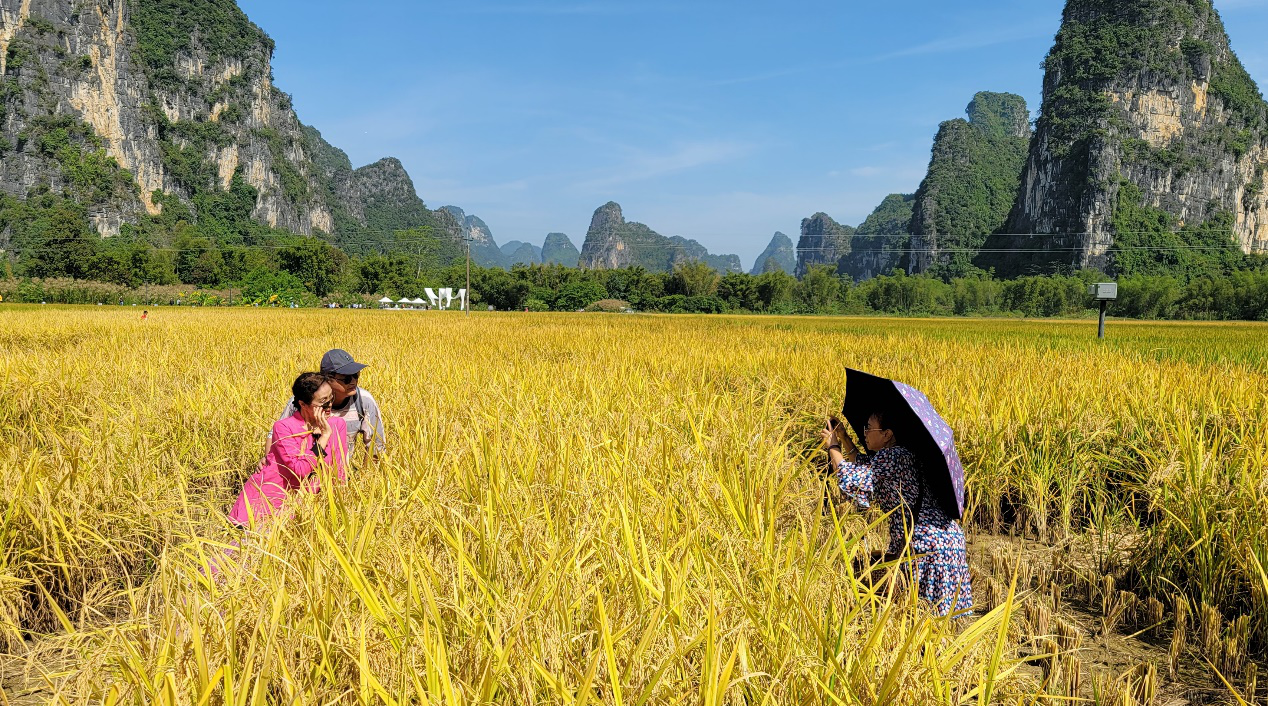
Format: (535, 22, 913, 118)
(822, 418, 858, 464)
(313, 408, 332, 450)
(819, 424, 837, 448)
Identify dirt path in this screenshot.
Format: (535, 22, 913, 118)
(969, 533, 1261, 705)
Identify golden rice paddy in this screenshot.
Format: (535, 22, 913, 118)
(0, 307, 1265, 704)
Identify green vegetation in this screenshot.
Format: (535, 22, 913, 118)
(144, 99, 239, 197)
(301, 124, 353, 178)
(1209, 51, 1266, 129)
(25, 16, 56, 35)
(1110, 180, 1248, 278)
(3, 38, 33, 71)
(7, 224, 1268, 321)
(541, 232, 581, 267)
(127, 0, 270, 86)
(1040, 0, 1266, 165)
(855, 193, 915, 237)
(964, 90, 1030, 139)
(910, 93, 1029, 275)
(24, 116, 137, 205)
(584, 203, 739, 273)
(794, 212, 854, 277)
(837, 195, 914, 280)
(610, 222, 726, 272)
(253, 127, 309, 204)
(1, 192, 99, 280)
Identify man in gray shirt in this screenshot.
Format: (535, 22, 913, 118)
(274, 349, 386, 457)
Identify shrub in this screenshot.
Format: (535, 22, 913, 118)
(584, 299, 630, 313)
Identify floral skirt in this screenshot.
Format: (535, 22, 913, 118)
(913, 541, 973, 616)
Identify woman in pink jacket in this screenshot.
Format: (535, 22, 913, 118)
(229, 372, 349, 528)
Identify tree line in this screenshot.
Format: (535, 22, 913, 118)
(2, 192, 1266, 319)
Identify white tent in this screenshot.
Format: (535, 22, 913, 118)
(397, 297, 413, 309)
(411, 298, 427, 309)
(378, 296, 394, 309)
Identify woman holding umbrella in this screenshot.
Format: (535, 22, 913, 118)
(821, 370, 973, 616)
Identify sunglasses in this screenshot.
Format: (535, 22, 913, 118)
(304, 399, 333, 411)
(332, 373, 359, 386)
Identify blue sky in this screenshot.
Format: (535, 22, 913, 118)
(237, 0, 1268, 269)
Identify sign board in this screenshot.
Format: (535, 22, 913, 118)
(1088, 282, 1118, 300)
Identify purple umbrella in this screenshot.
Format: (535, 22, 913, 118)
(841, 368, 966, 520)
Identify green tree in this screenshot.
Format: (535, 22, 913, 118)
(474, 268, 530, 310)
(238, 266, 307, 305)
(173, 225, 223, 286)
(278, 238, 348, 296)
(357, 254, 413, 296)
(796, 265, 841, 313)
(717, 272, 757, 311)
(555, 280, 606, 311)
(15, 198, 98, 279)
(753, 270, 795, 312)
(669, 261, 720, 297)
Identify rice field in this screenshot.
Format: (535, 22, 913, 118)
(0, 306, 1265, 704)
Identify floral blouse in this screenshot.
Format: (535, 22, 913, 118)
(836, 444, 973, 615)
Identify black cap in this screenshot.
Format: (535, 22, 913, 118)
(320, 349, 368, 375)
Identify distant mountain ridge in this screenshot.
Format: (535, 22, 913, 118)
(839, 194, 915, 281)
(440, 206, 507, 268)
(501, 241, 542, 265)
(578, 202, 742, 273)
(750, 232, 795, 275)
(6, 0, 1266, 286)
(794, 213, 855, 277)
(542, 233, 580, 267)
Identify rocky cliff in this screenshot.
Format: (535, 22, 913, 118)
(989, 0, 1268, 276)
(541, 232, 579, 267)
(0, 0, 459, 254)
(577, 201, 741, 273)
(839, 193, 914, 281)
(749, 231, 794, 275)
(0, 0, 338, 235)
(907, 92, 1030, 274)
(440, 205, 507, 268)
(794, 212, 854, 277)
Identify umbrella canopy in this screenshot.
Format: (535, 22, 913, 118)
(397, 297, 412, 304)
(411, 298, 427, 305)
(378, 297, 394, 303)
(841, 368, 965, 520)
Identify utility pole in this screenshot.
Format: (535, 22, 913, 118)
(465, 238, 471, 317)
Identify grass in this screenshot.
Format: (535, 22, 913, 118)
(0, 307, 1264, 702)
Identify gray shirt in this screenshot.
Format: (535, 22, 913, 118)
(274, 388, 386, 455)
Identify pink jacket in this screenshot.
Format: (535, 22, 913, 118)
(229, 413, 349, 527)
